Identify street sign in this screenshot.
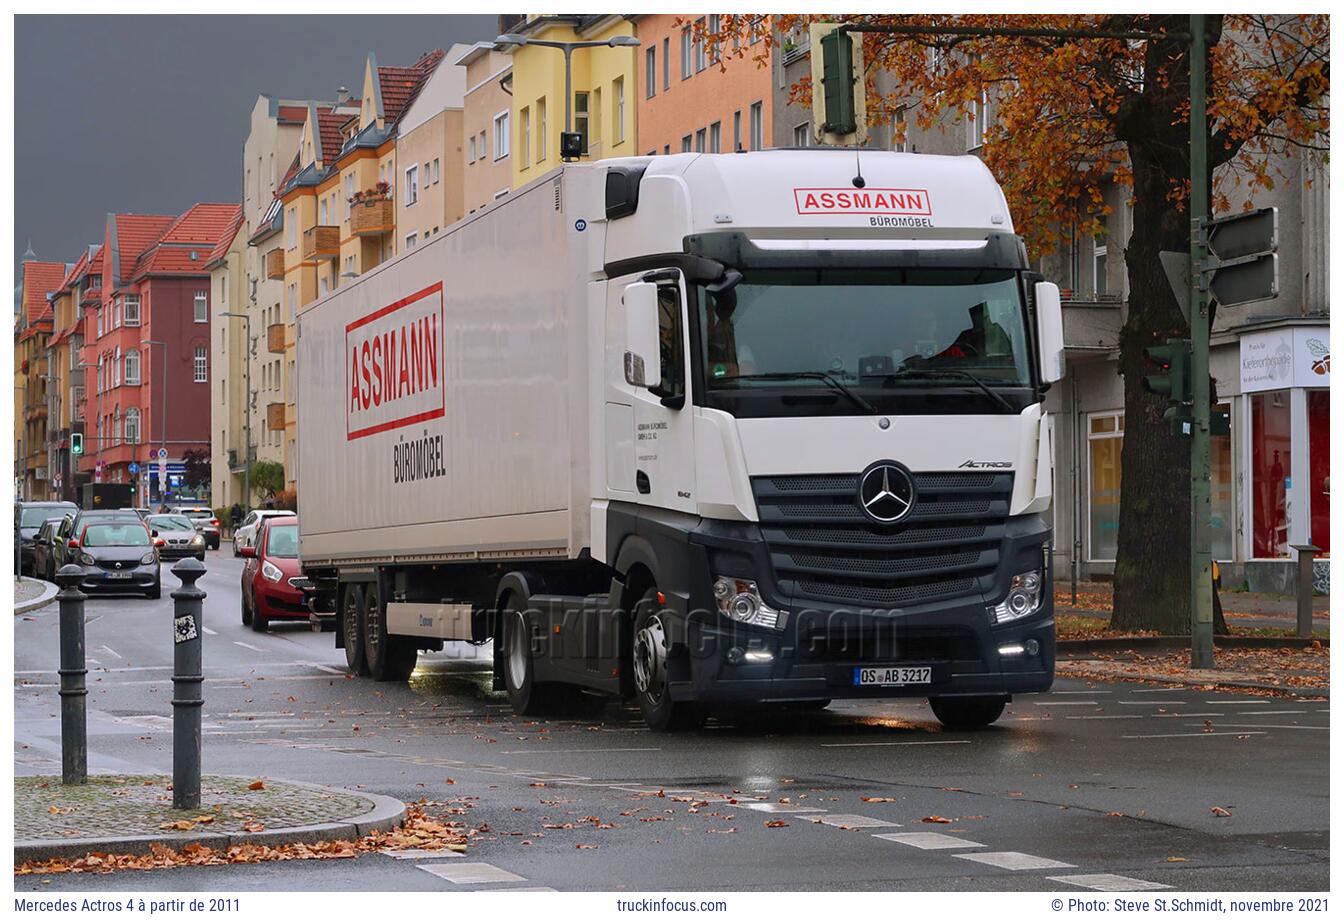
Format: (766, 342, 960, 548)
(1209, 252, 1279, 307)
(1158, 251, 1191, 322)
(1206, 206, 1278, 262)
(156, 447, 169, 460)
(128, 462, 140, 474)
(1202, 207, 1279, 308)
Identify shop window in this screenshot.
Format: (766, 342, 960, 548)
(1308, 389, 1330, 554)
(1086, 411, 1123, 561)
(1251, 391, 1292, 558)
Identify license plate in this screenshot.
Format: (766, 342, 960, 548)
(105, 571, 133, 580)
(853, 666, 931, 687)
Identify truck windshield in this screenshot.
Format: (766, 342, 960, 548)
(697, 268, 1034, 417)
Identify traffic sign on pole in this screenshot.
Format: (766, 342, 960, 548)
(1202, 206, 1279, 307)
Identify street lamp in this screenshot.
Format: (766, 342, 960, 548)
(145, 340, 169, 506)
(493, 32, 641, 146)
(222, 312, 254, 513)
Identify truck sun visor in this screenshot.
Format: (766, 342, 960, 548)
(605, 164, 648, 220)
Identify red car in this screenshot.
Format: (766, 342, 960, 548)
(240, 515, 304, 631)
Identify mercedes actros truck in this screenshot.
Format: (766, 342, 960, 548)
(296, 149, 1063, 731)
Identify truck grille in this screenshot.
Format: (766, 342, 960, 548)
(752, 471, 1013, 608)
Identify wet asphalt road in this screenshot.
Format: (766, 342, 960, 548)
(14, 551, 1329, 892)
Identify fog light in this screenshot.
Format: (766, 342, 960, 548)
(726, 647, 745, 664)
(1024, 638, 1040, 656)
(998, 643, 1026, 657)
(743, 649, 774, 663)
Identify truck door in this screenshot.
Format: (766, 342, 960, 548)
(628, 273, 696, 515)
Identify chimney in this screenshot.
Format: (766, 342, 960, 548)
(336, 86, 350, 104)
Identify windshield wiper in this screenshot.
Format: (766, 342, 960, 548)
(727, 371, 878, 414)
(879, 368, 1015, 413)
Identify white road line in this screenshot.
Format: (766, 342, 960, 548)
(1205, 699, 1269, 705)
(1128, 687, 1189, 694)
(233, 641, 264, 652)
(417, 862, 526, 884)
(86, 659, 102, 666)
(1065, 715, 1142, 721)
(295, 661, 344, 674)
(736, 802, 826, 814)
(379, 848, 465, 860)
(874, 832, 984, 850)
(820, 740, 972, 748)
(203, 627, 218, 636)
(1050, 690, 1111, 695)
(500, 748, 662, 755)
(97, 645, 122, 659)
(1118, 700, 1185, 706)
(1123, 730, 1268, 739)
(1233, 710, 1307, 716)
(1195, 723, 1328, 731)
(954, 851, 1075, 871)
(809, 814, 900, 829)
(1152, 712, 1220, 718)
(1033, 701, 1098, 706)
(1049, 873, 1170, 892)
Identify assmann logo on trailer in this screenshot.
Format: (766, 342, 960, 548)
(857, 460, 918, 525)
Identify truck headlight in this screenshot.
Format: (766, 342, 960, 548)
(989, 565, 1045, 625)
(712, 576, 785, 630)
(261, 560, 284, 583)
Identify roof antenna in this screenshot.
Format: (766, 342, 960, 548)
(852, 148, 866, 188)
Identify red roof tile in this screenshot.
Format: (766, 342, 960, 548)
(317, 110, 348, 162)
(58, 249, 91, 293)
(205, 209, 245, 265)
(130, 203, 243, 280)
(277, 104, 309, 124)
(379, 49, 446, 127)
(111, 214, 176, 284)
(21, 261, 67, 324)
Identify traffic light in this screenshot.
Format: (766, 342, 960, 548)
(71, 432, 83, 456)
(1210, 409, 1231, 437)
(1142, 338, 1194, 436)
(819, 28, 857, 135)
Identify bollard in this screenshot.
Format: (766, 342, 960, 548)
(170, 557, 207, 810)
(1290, 544, 1320, 639)
(55, 564, 88, 786)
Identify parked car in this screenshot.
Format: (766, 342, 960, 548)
(132, 507, 152, 519)
(170, 506, 221, 550)
(15, 500, 78, 576)
(70, 519, 162, 599)
(32, 515, 73, 581)
(232, 509, 292, 557)
(60, 509, 144, 567)
(241, 515, 303, 632)
(146, 513, 206, 561)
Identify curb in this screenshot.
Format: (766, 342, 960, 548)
(1055, 663, 1329, 699)
(14, 578, 59, 615)
(1058, 635, 1328, 654)
(14, 777, 406, 863)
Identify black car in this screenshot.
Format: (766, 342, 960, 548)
(15, 501, 78, 576)
(70, 520, 161, 598)
(31, 515, 72, 581)
(146, 514, 206, 561)
(59, 509, 144, 568)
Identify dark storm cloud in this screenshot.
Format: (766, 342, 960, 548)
(14, 14, 499, 274)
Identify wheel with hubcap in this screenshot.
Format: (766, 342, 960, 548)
(363, 583, 417, 682)
(341, 584, 368, 676)
(929, 696, 1007, 730)
(631, 588, 705, 732)
(501, 598, 552, 715)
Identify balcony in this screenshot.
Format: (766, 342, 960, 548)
(267, 402, 286, 431)
(303, 226, 339, 261)
(267, 323, 286, 354)
(265, 247, 285, 280)
(351, 198, 394, 237)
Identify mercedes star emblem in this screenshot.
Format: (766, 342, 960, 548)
(857, 460, 917, 525)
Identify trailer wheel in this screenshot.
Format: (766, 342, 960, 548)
(928, 696, 1007, 731)
(501, 598, 553, 716)
(341, 584, 369, 676)
(632, 588, 706, 732)
(364, 584, 417, 682)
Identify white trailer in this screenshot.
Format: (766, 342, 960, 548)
(297, 150, 1064, 731)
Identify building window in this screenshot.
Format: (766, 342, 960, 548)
(520, 106, 531, 166)
(574, 92, 590, 154)
(614, 77, 625, 144)
(1093, 227, 1108, 296)
(681, 27, 692, 79)
(124, 407, 140, 445)
(468, 134, 477, 163)
(1251, 391, 1292, 558)
(695, 127, 707, 152)
(1086, 411, 1124, 561)
(112, 346, 121, 387)
(96, 306, 103, 338)
(194, 346, 207, 383)
(406, 232, 418, 250)
(733, 110, 742, 152)
(112, 298, 121, 329)
(124, 349, 140, 385)
(681, 134, 693, 153)
(793, 122, 810, 147)
(663, 144, 670, 155)
(405, 164, 419, 205)
(319, 196, 328, 225)
(709, 121, 721, 153)
(892, 106, 908, 153)
(694, 17, 707, 72)
(968, 89, 989, 149)
(344, 173, 355, 219)
(287, 283, 296, 323)
(708, 15, 721, 64)
(646, 46, 656, 98)
(286, 207, 296, 249)
(749, 101, 763, 150)
(662, 37, 670, 89)
(432, 158, 440, 184)
(320, 275, 329, 296)
(194, 290, 207, 323)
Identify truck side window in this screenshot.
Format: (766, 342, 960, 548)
(654, 283, 684, 399)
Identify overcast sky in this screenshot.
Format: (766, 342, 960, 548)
(14, 14, 499, 277)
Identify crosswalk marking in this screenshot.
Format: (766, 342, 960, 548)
(233, 641, 264, 652)
(1049, 873, 1171, 891)
(809, 814, 900, 829)
(418, 862, 527, 884)
(954, 851, 1075, 870)
(874, 832, 984, 850)
(1123, 730, 1267, 739)
(380, 848, 465, 860)
(736, 802, 826, 814)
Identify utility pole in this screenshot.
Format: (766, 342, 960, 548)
(146, 340, 169, 504)
(223, 311, 253, 512)
(1187, 15, 1214, 669)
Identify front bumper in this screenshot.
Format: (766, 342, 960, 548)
(159, 543, 205, 560)
(255, 582, 308, 619)
(77, 564, 160, 592)
(658, 514, 1054, 704)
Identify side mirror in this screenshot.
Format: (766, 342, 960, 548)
(1033, 281, 1065, 384)
(240, 545, 256, 558)
(623, 281, 661, 389)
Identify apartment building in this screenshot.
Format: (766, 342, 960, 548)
(45, 245, 100, 502)
(396, 46, 468, 251)
(14, 257, 66, 499)
(457, 42, 513, 214)
(207, 210, 247, 508)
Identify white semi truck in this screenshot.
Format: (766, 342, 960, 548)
(296, 150, 1063, 731)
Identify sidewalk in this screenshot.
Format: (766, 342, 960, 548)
(1056, 581, 1329, 635)
(15, 774, 408, 866)
(14, 576, 58, 614)
(1057, 643, 1329, 698)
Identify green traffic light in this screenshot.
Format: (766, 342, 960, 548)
(70, 433, 83, 455)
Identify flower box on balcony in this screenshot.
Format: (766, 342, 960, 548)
(302, 226, 339, 261)
(351, 198, 394, 237)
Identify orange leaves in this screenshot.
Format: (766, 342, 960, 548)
(763, 820, 790, 828)
(247, 780, 265, 791)
(921, 815, 953, 824)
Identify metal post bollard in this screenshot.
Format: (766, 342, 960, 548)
(1290, 544, 1320, 639)
(170, 558, 207, 810)
(55, 564, 88, 786)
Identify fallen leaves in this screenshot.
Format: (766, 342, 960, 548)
(920, 815, 952, 824)
(247, 780, 265, 791)
(1210, 806, 1232, 818)
(860, 796, 898, 803)
(763, 820, 789, 828)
